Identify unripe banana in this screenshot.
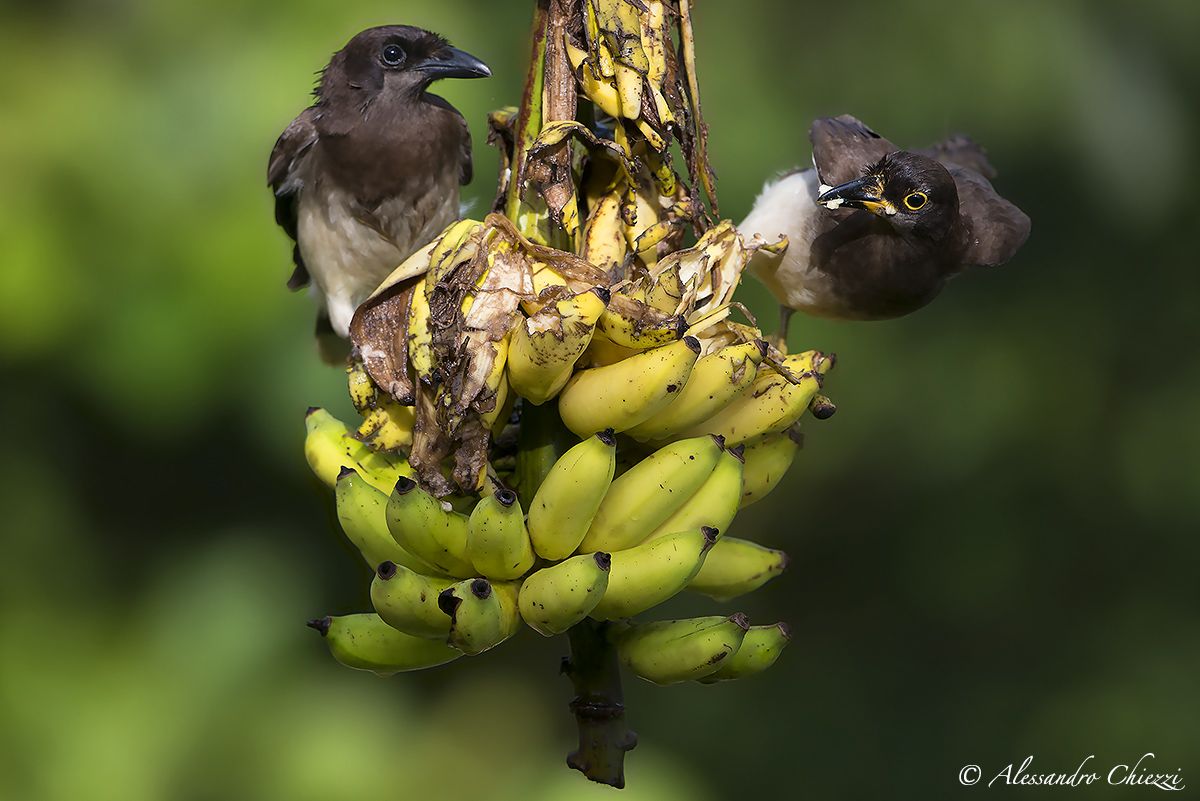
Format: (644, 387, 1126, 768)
(579, 434, 723, 553)
(625, 341, 766, 442)
(687, 537, 788, 601)
(558, 336, 702, 438)
(307, 614, 462, 676)
(438, 578, 522, 655)
(594, 294, 685, 351)
(370, 561, 457, 639)
(589, 526, 718, 620)
(739, 428, 802, 509)
(466, 488, 535, 580)
(698, 622, 791, 683)
(615, 613, 750, 685)
(674, 350, 830, 445)
(518, 552, 611, 636)
(642, 445, 744, 543)
(528, 431, 617, 560)
(335, 467, 440, 574)
(304, 407, 412, 495)
(507, 288, 609, 405)
(386, 477, 475, 577)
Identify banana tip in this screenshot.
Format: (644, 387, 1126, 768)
(306, 616, 331, 637)
(700, 526, 719, 550)
(777, 622, 792, 640)
(727, 443, 746, 462)
(683, 335, 701, 353)
(593, 551, 612, 572)
(437, 588, 462, 617)
(729, 612, 750, 631)
(596, 428, 617, 447)
(495, 488, 518, 508)
(305, 406, 322, 418)
(337, 465, 358, 480)
(393, 475, 417, 495)
(709, 433, 726, 450)
(592, 285, 612, 304)
(376, 561, 398, 580)
(470, 578, 492, 600)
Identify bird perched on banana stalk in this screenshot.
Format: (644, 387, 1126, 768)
(268, 26, 490, 360)
(741, 115, 1030, 341)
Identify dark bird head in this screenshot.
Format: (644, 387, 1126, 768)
(816, 151, 961, 239)
(318, 26, 490, 105)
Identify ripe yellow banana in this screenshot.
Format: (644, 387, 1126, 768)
(518, 552, 611, 636)
(575, 335, 639, 369)
(580, 189, 628, 277)
(642, 444, 744, 543)
(386, 477, 475, 577)
(697, 622, 791, 683)
(527, 430, 617, 560)
(643, 259, 685, 312)
(355, 394, 415, 451)
(304, 407, 412, 495)
(579, 434, 723, 553)
(335, 467, 439, 574)
(565, 41, 621, 119)
(589, 526, 718, 620)
(594, 294, 684, 350)
(507, 288, 609, 405)
(674, 350, 830, 445)
(739, 428, 802, 509)
(438, 578, 522, 655)
(625, 341, 766, 442)
(557, 335, 702, 437)
(615, 613, 750, 685)
(687, 537, 788, 601)
(307, 614, 462, 676)
(370, 561, 457, 639)
(347, 362, 376, 413)
(406, 275, 434, 380)
(466, 488, 535, 580)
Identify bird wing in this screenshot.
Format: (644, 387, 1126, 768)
(919, 134, 998, 179)
(453, 104, 473, 185)
(950, 167, 1031, 267)
(268, 106, 320, 290)
(809, 115, 898, 186)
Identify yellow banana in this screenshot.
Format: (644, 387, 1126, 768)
(579, 434, 723, 553)
(594, 293, 684, 350)
(674, 350, 830, 445)
(643, 258, 685, 312)
(575, 335, 639, 368)
(625, 341, 766, 442)
(355, 394, 415, 451)
(558, 335, 702, 437)
(687, 537, 788, 601)
(307, 614, 461, 676)
(518, 552, 611, 636)
(698, 622, 791, 683)
(507, 288, 609, 405)
(565, 41, 621, 119)
(642, 444, 744, 543)
(406, 275, 434, 380)
(347, 362, 376, 413)
(527, 430, 617, 560)
(589, 526, 718, 620)
(386, 477, 475, 577)
(466, 488, 535, 580)
(739, 429, 802, 509)
(304, 407, 412, 495)
(580, 190, 628, 276)
(370, 561, 457, 639)
(438, 578, 522, 655)
(335, 467, 439, 574)
(615, 613, 749, 685)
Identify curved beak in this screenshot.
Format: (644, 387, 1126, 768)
(416, 46, 491, 80)
(816, 174, 895, 216)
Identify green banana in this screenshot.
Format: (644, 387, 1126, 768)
(518, 552, 611, 636)
(466, 488, 535, 580)
(307, 614, 462, 676)
(335, 467, 439, 574)
(687, 537, 788, 601)
(527, 430, 617, 560)
(304, 407, 412, 495)
(579, 434, 723, 553)
(642, 444, 744, 543)
(674, 350, 830, 445)
(615, 613, 750, 685)
(739, 428, 801, 509)
(558, 336, 703, 437)
(438, 578, 522, 656)
(589, 526, 718, 620)
(507, 288, 609, 405)
(698, 622, 791, 683)
(370, 561, 456, 639)
(625, 341, 766, 442)
(386, 477, 475, 577)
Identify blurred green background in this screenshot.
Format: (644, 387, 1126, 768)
(2, 0, 1197, 799)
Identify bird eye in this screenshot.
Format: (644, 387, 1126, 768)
(903, 192, 928, 211)
(381, 43, 406, 66)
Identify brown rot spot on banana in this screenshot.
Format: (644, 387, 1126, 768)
(306, 617, 331, 637)
(377, 561, 398, 580)
(666, 383, 678, 392)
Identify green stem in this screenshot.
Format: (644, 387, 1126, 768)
(564, 619, 637, 788)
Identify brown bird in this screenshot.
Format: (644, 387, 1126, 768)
(268, 26, 490, 358)
(741, 115, 1030, 339)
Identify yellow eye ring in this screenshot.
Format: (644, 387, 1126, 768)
(903, 192, 928, 211)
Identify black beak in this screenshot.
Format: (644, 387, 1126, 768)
(416, 46, 491, 80)
(816, 174, 895, 216)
